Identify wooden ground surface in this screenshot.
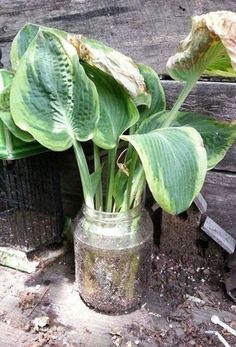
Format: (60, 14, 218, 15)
(1, 251, 236, 347)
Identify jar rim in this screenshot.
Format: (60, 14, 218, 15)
(82, 203, 143, 222)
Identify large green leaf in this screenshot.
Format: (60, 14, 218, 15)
(136, 110, 167, 134)
(10, 23, 68, 70)
(121, 127, 207, 214)
(82, 63, 139, 149)
(0, 69, 34, 142)
(172, 112, 236, 170)
(167, 11, 236, 82)
(69, 35, 150, 106)
(137, 64, 166, 121)
(11, 23, 150, 106)
(137, 110, 236, 170)
(10, 30, 99, 151)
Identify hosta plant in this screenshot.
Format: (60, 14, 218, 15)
(1, 11, 236, 216)
(1, 10, 236, 313)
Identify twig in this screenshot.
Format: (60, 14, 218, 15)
(27, 284, 51, 317)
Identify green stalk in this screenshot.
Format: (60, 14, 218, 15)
(106, 146, 117, 212)
(125, 151, 138, 210)
(73, 140, 94, 209)
(133, 172, 146, 207)
(3, 125, 13, 159)
(93, 143, 103, 210)
(162, 80, 197, 128)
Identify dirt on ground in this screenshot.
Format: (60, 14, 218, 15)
(1, 244, 236, 346)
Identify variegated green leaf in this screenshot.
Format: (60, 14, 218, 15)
(10, 23, 68, 70)
(137, 110, 167, 134)
(138, 64, 166, 121)
(82, 63, 139, 149)
(69, 35, 150, 106)
(137, 110, 236, 170)
(10, 31, 99, 151)
(0, 69, 34, 142)
(167, 11, 236, 82)
(121, 127, 207, 214)
(172, 112, 236, 170)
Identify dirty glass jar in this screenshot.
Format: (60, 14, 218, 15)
(74, 204, 153, 314)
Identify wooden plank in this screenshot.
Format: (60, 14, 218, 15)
(201, 216, 236, 254)
(0, 0, 236, 72)
(201, 171, 236, 238)
(163, 80, 236, 122)
(1, 254, 236, 347)
(0, 321, 25, 347)
(162, 80, 236, 172)
(194, 193, 207, 214)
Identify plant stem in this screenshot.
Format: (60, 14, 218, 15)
(3, 125, 13, 159)
(125, 151, 138, 210)
(133, 172, 146, 207)
(93, 143, 103, 210)
(106, 146, 117, 212)
(73, 140, 94, 209)
(162, 80, 197, 128)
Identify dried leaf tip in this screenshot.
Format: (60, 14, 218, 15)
(68, 34, 150, 105)
(167, 11, 236, 82)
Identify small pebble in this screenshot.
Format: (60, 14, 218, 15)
(231, 305, 236, 313)
(24, 322, 31, 332)
(203, 269, 210, 276)
(224, 317, 232, 323)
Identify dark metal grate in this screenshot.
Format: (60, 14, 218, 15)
(0, 152, 64, 252)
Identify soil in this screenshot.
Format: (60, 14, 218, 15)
(1, 245, 236, 346)
(74, 238, 152, 313)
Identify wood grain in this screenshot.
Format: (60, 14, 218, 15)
(201, 171, 236, 238)
(162, 80, 236, 172)
(201, 216, 236, 254)
(1, 0, 236, 72)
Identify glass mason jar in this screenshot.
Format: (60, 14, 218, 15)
(73, 204, 153, 314)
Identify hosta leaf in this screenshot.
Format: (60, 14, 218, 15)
(69, 35, 150, 105)
(138, 64, 166, 121)
(121, 127, 207, 214)
(0, 69, 34, 142)
(82, 63, 139, 149)
(11, 23, 68, 69)
(136, 110, 167, 134)
(167, 11, 236, 82)
(10, 31, 99, 151)
(113, 169, 129, 211)
(172, 112, 236, 170)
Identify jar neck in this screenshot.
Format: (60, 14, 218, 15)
(82, 204, 142, 223)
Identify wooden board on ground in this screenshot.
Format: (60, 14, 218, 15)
(1, 252, 236, 346)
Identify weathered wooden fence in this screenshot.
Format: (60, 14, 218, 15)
(1, 0, 236, 236)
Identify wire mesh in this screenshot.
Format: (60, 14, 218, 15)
(0, 152, 64, 252)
